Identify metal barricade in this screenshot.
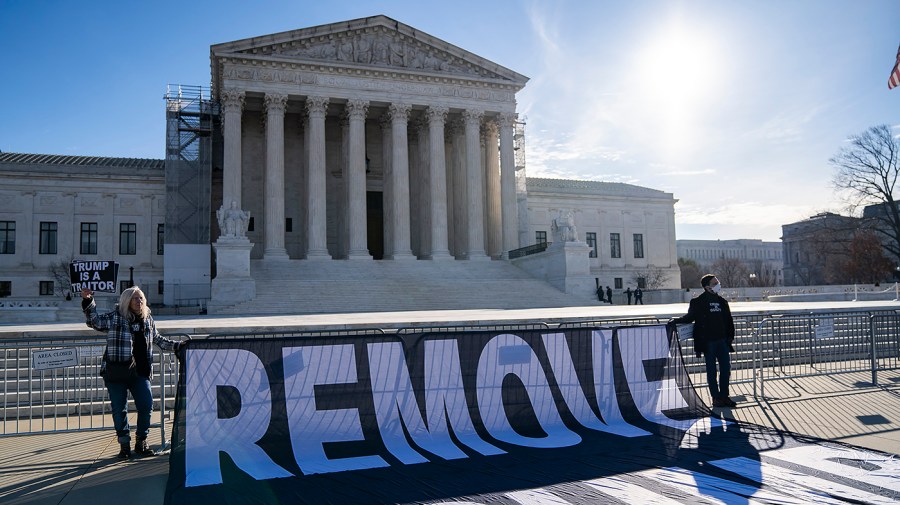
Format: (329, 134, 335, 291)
(0, 334, 187, 449)
(680, 316, 760, 386)
(200, 328, 387, 339)
(754, 311, 900, 399)
(396, 323, 550, 335)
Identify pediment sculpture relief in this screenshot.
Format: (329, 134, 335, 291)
(249, 31, 504, 80)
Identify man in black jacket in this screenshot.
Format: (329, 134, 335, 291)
(672, 274, 736, 408)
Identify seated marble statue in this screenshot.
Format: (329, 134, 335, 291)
(217, 201, 250, 239)
(551, 210, 577, 243)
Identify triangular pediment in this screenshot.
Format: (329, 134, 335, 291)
(211, 15, 529, 86)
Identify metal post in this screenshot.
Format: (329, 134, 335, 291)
(159, 350, 167, 450)
(869, 314, 878, 385)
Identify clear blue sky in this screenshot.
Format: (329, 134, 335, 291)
(2, 0, 898, 242)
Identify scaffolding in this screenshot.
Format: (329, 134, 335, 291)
(164, 84, 216, 245)
(514, 117, 530, 246)
(163, 85, 217, 308)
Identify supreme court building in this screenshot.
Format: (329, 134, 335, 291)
(211, 15, 525, 263)
(0, 16, 681, 316)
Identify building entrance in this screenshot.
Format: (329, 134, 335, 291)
(366, 191, 384, 260)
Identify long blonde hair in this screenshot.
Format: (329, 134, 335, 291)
(118, 286, 151, 321)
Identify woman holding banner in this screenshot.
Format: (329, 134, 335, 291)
(81, 286, 183, 459)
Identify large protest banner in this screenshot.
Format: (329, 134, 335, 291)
(165, 325, 900, 504)
(69, 260, 118, 293)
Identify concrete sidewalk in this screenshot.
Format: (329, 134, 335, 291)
(2, 373, 897, 504)
(1, 301, 898, 504)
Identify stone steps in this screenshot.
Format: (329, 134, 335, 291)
(212, 259, 598, 315)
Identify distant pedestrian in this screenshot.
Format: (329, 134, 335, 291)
(625, 287, 633, 305)
(635, 287, 643, 305)
(596, 285, 605, 303)
(606, 286, 613, 304)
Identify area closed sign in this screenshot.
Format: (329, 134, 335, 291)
(32, 348, 78, 371)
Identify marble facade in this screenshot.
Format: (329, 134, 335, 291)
(211, 16, 527, 270)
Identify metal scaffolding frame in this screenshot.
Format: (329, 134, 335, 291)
(164, 85, 216, 245)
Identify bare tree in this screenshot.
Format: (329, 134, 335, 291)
(630, 266, 672, 290)
(746, 259, 778, 287)
(711, 257, 750, 287)
(843, 230, 894, 283)
(831, 124, 900, 265)
(48, 257, 74, 298)
(678, 258, 702, 289)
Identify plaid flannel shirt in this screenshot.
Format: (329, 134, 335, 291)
(83, 298, 179, 375)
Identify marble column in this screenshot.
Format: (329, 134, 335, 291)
(379, 114, 393, 258)
(426, 106, 451, 260)
(263, 93, 289, 260)
(338, 114, 350, 258)
(412, 116, 430, 258)
(499, 112, 519, 258)
(448, 118, 467, 258)
(305, 96, 330, 259)
(388, 103, 414, 260)
(483, 119, 501, 259)
(346, 99, 370, 259)
(463, 109, 487, 260)
(221, 88, 245, 210)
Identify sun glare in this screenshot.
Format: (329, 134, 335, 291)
(632, 19, 724, 158)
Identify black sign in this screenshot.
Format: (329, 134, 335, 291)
(69, 260, 119, 293)
(164, 325, 900, 504)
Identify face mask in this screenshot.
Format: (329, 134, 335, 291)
(711, 284, 722, 294)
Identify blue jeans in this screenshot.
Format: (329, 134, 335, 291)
(704, 338, 731, 399)
(105, 376, 153, 445)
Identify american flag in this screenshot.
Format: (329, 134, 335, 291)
(890, 43, 900, 89)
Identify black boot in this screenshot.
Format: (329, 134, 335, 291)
(117, 442, 132, 459)
(134, 438, 155, 457)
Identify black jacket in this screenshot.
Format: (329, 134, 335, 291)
(673, 290, 735, 357)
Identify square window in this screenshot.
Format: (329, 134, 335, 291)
(40, 222, 58, 255)
(40, 281, 54, 296)
(536, 231, 547, 244)
(614, 277, 623, 289)
(0, 281, 10, 297)
(0, 221, 15, 254)
(633, 234, 644, 259)
(119, 223, 136, 255)
(81, 222, 98, 255)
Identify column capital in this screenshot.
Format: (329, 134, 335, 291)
(388, 102, 412, 123)
(482, 118, 499, 136)
(305, 96, 329, 119)
(221, 88, 245, 114)
(411, 116, 428, 136)
(425, 105, 449, 125)
(498, 112, 518, 129)
(462, 109, 484, 126)
(346, 99, 369, 120)
(445, 117, 464, 139)
(378, 113, 392, 130)
(264, 93, 288, 115)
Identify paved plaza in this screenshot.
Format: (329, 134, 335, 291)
(1, 299, 898, 504)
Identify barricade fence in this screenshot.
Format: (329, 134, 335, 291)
(0, 333, 189, 447)
(754, 311, 900, 399)
(1, 310, 897, 439)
